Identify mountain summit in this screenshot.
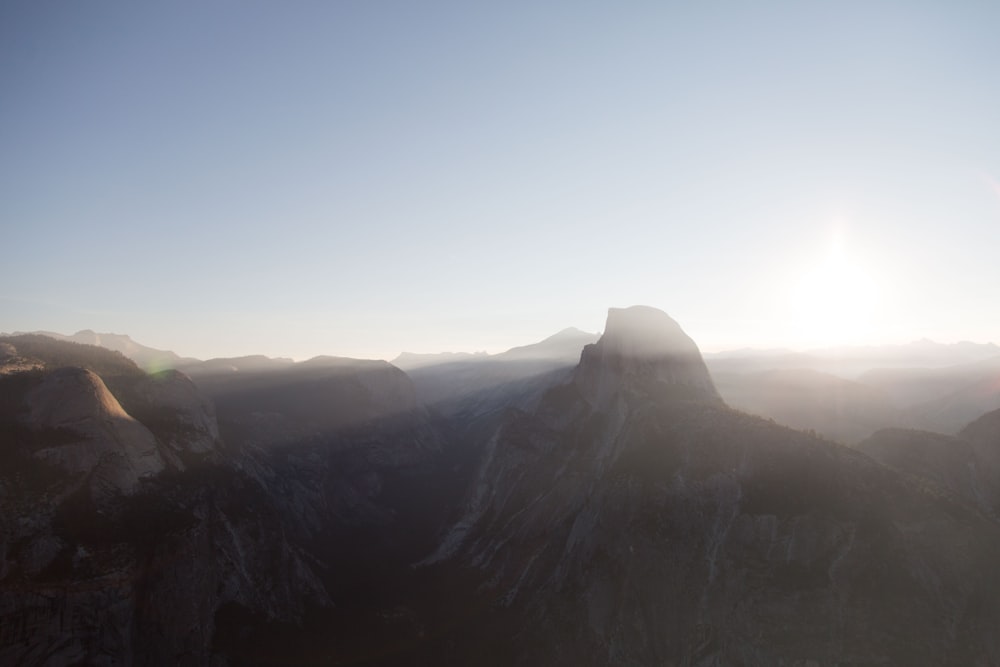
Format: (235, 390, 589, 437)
(575, 305, 721, 408)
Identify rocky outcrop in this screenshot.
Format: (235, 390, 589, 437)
(25, 367, 164, 496)
(133, 369, 221, 457)
(426, 306, 1000, 665)
(574, 305, 721, 409)
(0, 466, 331, 666)
(0, 359, 332, 665)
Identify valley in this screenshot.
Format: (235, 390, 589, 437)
(3, 308, 1000, 665)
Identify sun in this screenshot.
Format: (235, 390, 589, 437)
(788, 234, 881, 348)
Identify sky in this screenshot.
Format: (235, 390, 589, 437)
(2, 1, 999, 360)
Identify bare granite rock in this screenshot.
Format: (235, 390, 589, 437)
(26, 367, 164, 496)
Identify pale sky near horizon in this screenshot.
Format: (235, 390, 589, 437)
(2, 2, 999, 360)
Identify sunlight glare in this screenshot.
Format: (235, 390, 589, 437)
(789, 231, 881, 347)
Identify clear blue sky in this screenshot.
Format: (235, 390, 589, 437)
(3, 1, 999, 360)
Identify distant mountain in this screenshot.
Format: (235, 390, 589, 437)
(176, 353, 295, 375)
(183, 353, 440, 461)
(393, 327, 597, 370)
(497, 327, 599, 362)
(707, 342, 1000, 442)
(707, 339, 1000, 378)
(858, 356, 1000, 431)
(392, 350, 487, 371)
(7, 329, 197, 372)
(714, 368, 902, 443)
(397, 327, 599, 419)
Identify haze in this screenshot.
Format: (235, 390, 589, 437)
(2, 2, 998, 360)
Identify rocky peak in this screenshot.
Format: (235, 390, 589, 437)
(574, 305, 721, 408)
(26, 367, 164, 495)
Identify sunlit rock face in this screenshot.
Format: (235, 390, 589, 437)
(26, 367, 164, 495)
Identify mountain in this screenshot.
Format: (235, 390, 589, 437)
(859, 356, 1000, 407)
(860, 356, 1000, 434)
(6, 329, 197, 372)
(392, 350, 486, 370)
(5, 310, 1000, 665)
(417, 306, 1000, 665)
(396, 327, 599, 419)
(706, 339, 1000, 379)
(498, 327, 600, 362)
(859, 428, 992, 511)
(0, 335, 459, 664)
(0, 335, 330, 664)
(708, 344, 1000, 442)
(714, 368, 902, 443)
(859, 407, 1000, 519)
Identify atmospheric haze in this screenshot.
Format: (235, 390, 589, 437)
(2, 2, 999, 359)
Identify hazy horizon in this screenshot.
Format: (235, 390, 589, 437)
(4, 312, 998, 365)
(3, 3, 998, 361)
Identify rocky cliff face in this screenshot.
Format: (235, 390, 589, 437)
(424, 306, 1000, 666)
(6, 314, 1000, 666)
(0, 337, 336, 665)
(574, 305, 721, 409)
(25, 367, 165, 496)
(131, 370, 221, 457)
(2, 333, 466, 665)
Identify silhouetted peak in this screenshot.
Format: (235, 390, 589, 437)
(545, 327, 590, 341)
(501, 327, 599, 362)
(575, 306, 721, 407)
(600, 306, 697, 359)
(300, 355, 391, 369)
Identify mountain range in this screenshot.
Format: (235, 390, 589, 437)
(3, 309, 1000, 664)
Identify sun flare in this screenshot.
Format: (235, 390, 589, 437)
(789, 234, 881, 347)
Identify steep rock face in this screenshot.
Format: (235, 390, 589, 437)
(132, 369, 221, 457)
(427, 306, 1000, 666)
(574, 306, 721, 410)
(25, 367, 164, 496)
(0, 357, 331, 664)
(0, 465, 331, 666)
